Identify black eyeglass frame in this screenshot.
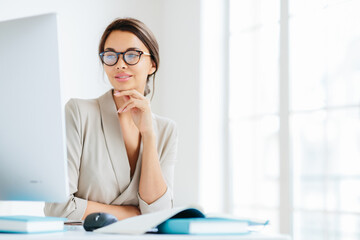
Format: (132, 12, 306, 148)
(99, 50, 151, 66)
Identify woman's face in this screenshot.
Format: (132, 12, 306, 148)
(103, 30, 156, 94)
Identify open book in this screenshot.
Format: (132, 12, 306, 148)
(94, 206, 269, 235)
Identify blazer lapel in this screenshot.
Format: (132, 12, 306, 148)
(98, 89, 130, 193)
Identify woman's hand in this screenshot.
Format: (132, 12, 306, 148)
(114, 89, 153, 135)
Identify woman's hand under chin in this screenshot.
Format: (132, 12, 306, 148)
(113, 89, 154, 136)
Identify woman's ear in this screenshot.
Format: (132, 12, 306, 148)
(148, 61, 156, 75)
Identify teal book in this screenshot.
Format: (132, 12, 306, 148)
(157, 217, 253, 235)
(156, 208, 269, 235)
(0, 215, 67, 233)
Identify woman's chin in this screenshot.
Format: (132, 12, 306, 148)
(112, 85, 144, 94)
(114, 87, 131, 92)
(112, 84, 131, 91)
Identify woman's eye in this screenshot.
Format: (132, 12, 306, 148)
(106, 55, 116, 60)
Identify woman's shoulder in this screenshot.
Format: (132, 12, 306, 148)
(65, 90, 112, 112)
(152, 114, 178, 156)
(65, 97, 99, 115)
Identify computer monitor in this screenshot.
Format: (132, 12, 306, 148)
(0, 13, 69, 202)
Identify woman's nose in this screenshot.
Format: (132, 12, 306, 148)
(116, 54, 127, 69)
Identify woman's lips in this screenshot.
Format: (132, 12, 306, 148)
(115, 73, 132, 82)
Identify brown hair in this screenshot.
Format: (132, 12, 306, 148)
(99, 18, 159, 98)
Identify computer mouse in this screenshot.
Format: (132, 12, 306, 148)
(83, 212, 118, 231)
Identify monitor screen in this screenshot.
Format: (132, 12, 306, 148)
(0, 13, 69, 202)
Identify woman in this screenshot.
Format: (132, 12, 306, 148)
(44, 18, 178, 220)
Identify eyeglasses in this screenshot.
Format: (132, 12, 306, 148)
(99, 50, 151, 66)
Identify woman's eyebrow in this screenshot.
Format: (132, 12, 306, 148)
(104, 47, 116, 51)
(104, 47, 141, 52)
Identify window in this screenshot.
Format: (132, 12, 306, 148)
(229, 0, 281, 233)
(226, 0, 360, 239)
(290, 1, 360, 239)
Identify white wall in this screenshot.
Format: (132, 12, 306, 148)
(0, 0, 201, 215)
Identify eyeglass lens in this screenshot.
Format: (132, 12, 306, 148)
(102, 50, 141, 66)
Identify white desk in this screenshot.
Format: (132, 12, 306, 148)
(0, 226, 291, 240)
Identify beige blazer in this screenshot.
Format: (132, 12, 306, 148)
(44, 89, 178, 220)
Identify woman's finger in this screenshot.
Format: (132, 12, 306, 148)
(118, 99, 146, 113)
(117, 99, 135, 113)
(122, 102, 137, 113)
(121, 99, 146, 112)
(114, 89, 144, 100)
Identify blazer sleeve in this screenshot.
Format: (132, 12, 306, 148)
(137, 120, 178, 214)
(44, 99, 88, 220)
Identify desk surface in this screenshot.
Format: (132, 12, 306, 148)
(0, 226, 291, 240)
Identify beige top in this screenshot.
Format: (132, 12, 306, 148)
(44, 89, 178, 220)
